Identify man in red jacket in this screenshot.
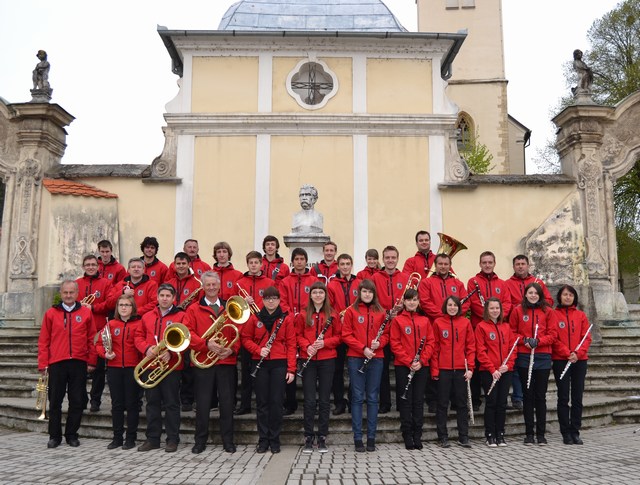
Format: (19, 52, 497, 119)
(261, 235, 290, 289)
(107, 258, 158, 316)
(310, 241, 338, 284)
(166, 252, 201, 310)
(505, 254, 554, 312)
(140, 236, 169, 285)
(97, 239, 126, 283)
(418, 254, 469, 321)
(38, 280, 97, 449)
(168, 239, 212, 277)
(212, 241, 243, 301)
(402, 230, 436, 279)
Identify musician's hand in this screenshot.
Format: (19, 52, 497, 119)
(285, 372, 295, 384)
(315, 338, 325, 349)
(123, 287, 134, 297)
(569, 352, 578, 363)
(40, 369, 47, 376)
(81, 302, 92, 309)
(159, 351, 171, 363)
(464, 370, 473, 381)
(207, 340, 224, 353)
(87, 365, 96, 373)
(245, 295, 255, 305)
(491, 370, 502, 380)
(498, 364, 508, 374)
(363, 347, 375, 359)
(105, 351, 116, 360)
(410, 361, 422, 372)
(217, 347, 233, 360)
(260, 347, 270, 358)
(306, 345, 317, 358)
(146, 346, 158, 359)
(432, 374, 439, 381)
(524, 338, 532, 350)
(370, 340, 380, 350)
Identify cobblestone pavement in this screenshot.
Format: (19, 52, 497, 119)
(1, 425, 640, 484)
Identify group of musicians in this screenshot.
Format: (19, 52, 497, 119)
(37, 232, 592, 452)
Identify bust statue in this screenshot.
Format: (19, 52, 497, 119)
(291, 184, 324, 234)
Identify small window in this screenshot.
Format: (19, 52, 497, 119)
(286, 59, 338, 110)
(446, 0, 475, 8)
(461, 0, 475, 8)
(445, 0, 459, 9)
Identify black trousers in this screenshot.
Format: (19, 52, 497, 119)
(331, 343, 348, 407)
(285, 379, 298, 412)
(238, 347, 253, 410)
(194, 364, 235, 447)
(302, 359, 334, 438)
(517, 366, 550, 437)
(424, 374, 437, 410)
(553, 359, 587, 437)
(254, 359, 286, 448)
(480, 370, 512, 437)
(144, 370, 181, 445)
(379, 345, 392, 409)
(48, 359, 87, 442)
(107, 367, 140, 443)
(436, 370, 468, 440)
(180, 353, 194, 406)
(470, 359, 483, 407)
(395, 366, 428, 441)
(89, 357, 106, 407)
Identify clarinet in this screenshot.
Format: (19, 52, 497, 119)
(460, 287, 478, 306)
(400, 336, 427, 400)
(297, 316, 334, 377)
(487, 337, 520, 396)
(559, 324, 593, 380)
(526, 324, 539, 389)
(465, 358, 475, 425)
(358, 311, 392, 374)
(473, 280, 486, 307)
(250, 313, 287, 378)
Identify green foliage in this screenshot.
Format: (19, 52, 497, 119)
(617, 229, 640, 274)
(460, 131, 495, 175)
(52, 292, 62, 306)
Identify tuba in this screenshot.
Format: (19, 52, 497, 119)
(191, 296, 250, 369)
(134, 323, 191, 389)
(428, 232, 467, 276)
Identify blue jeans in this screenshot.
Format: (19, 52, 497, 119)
(347, 357, 383, 441)
(511, 367, 523, 402)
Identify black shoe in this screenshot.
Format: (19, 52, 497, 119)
(537, 436, 548, 446)
(366, 438, 375, 452)
(497, 434, 507, 447)
(191, 443, 206, 454)
(66, 438, 80, 447)
(165, 441, 178, 453)
(283, 407, 295, 416)
(138, 441, 160, 452)
(562, 434, 573, 445)
(413, 438, 423, 450)
(333, 402, 346, 416)
(234, 407, 251, 416)
(485, 435, 497, 448)
(571, 434, 583, 445)
(223, 444, 236, 453)
(47, 438, 61, 449)
(317, 436, 328, 453)
(302, 436, 314, 453)
(181, 403, 194, 412)
(107, 439, 123, 450)
(90, 402, 100, 413)
(457, 437, 472, 448)
(404, 441, 414, 450)
(122, 441, 136, 450)
(438, 438, 451, 448)
(271, 445, 281, 454)
(256, 444, 269, 453)
(523, 435, 535, 445)
(512, 400, 523, 410)
(378, 406, 390, 414)
(354, 440, 365, 452)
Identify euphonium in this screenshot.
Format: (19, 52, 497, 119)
(428, 232, 467, 276)
(35, 368, 48, 420)
(134, 323, 191, 389)
(191, 296, 250, 369)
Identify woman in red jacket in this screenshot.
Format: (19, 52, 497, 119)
(509, 283, 558, 446)
(552, 285, 592, 445)
(390, 288, 434, 450)
(342, 279, 388, 452)
(475, 298, 517, 447)
(96, 295, 142, 450)
(296, 282, 341, 453)
(431, 295, 475, 449)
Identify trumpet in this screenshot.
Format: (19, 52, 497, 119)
(428, 232, 467, 276)
(178, 269, 202, 310)
(134, 323, 191, 389)
(35, 368, 48, 420)
(191, 296, 250, 369)
(236, 283, 260, 314)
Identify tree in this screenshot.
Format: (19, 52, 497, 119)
(459, 130, 495, 175)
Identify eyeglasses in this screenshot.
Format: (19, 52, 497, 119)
(263, 297, 280, 301)
(118, 303, 133, 307)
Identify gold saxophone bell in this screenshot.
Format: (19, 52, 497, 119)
(191, 296, 250, 369)
(428, 232, 467, 276)
(134, 323, 191, 389)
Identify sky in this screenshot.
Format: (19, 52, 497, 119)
(0, 0, 623, 171)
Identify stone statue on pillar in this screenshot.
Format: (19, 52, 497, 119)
(284, 184, 329, 264)
(30, 50, 52, 103)
(571, 49, 594, 104)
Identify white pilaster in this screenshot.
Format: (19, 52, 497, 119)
(429, 135, 445, 234)
(258, 53, 273, 113)
(353, 55, 367, 113)
(174, 135, 195, 253)
(353, 135, 368, 268)
(254, 135, 271, 250)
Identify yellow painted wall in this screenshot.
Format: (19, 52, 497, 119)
(367, 59, 433, 114)
(192, 57, 259, 113)
(368, 136, 430, 263)
(270, 136, 354, 261)
(192, 136, 257, 266)
(272, 57, 353, 113)
(441, 184, 577, 282)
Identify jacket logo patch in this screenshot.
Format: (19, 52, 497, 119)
(559, 321, 566, 329)
(108, 274, 114, 279)
(259, 289, 264, 296)
(138, 289, 144, 296)
(197, 269, 203, 276)
(358, 316, 365, 324)
(451, 287, 457, 293)
(95, 291, 101, 298)
(396, 282, 403, 290)
(489, 332, 496, 341)
(151, 270, 156, 277)
(226, 281, 233, 288)
(523, 315, 529, 322)
(405, 326, 412, 335)
(183, 289, 189, 295)
(114, 328, 121, 336)
(305, 286, 310, 294)
(442, 330, 449, 339)
(257, 321, 263, 328)
(75, 315, 82, 323)
(167, 321, 173, 326)
(495, 287, 501, 294)
(352, 289, 358, 297)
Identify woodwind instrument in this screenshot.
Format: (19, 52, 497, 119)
(487, 337, 520, 396)
(473, 280, 486, 307)
(465, 358, 474, 424)
(460, 287, 478, 305)
(236, 283, 260, 314)
(250, 313, 287, 378)
(35, 368, 48, 420)
(526, 324, 539, 389)
(297, 316, 334, 377)
(358, 311, 393, 374)
(559, 324, 593, 380)
(178, 269, 202, 310)
(400, 336, 426, 400)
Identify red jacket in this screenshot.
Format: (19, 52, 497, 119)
(327, 274, 360, 315)
(107, 275, 158, 316)
(234, 272, 275, 309)
(402, 251, 435, 280)
(38, 303, 97, 370)
(466, 272, 513, 328)
(212, 263, 243, 301)
(505, 274, 554, 314)
(135, 306, 187, 370)
(295, 310, 342, 361)
(509, 304, 558, 356)
(356, 266, 380, 281)
(261, 255, 290, 289)
(144, 257, 169, 285)
(96, 316, 142, 368)
(241, 311, 297, 373)
(310, 260, 339, 284)
(390, 311, 434, 368)
(430, 315, 475, 377)
(552, 306, 591, 361)
(98, 256, 127, 284)
(280, 270, 317, 315)
(184, 298, 241, 366)
(474, 320, 517, 373)
(372, 269, 410, 311)
(165, 273, 201, 309)
(168, 257, 211, 278)
(341, 303, 389, 359)
(76, 274, 112, 331)
(419, 274, 469, 321)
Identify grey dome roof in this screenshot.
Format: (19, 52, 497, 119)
(218, 0, 407, 32)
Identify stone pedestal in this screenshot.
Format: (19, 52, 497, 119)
(283, 233, 330, 267)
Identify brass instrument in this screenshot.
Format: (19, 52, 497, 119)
(236, 283, 260, 314)
(428, 232, 468, 276)
(134, 323, 191, 389)
(81, 291, 98, 305)
(101, 322, 113, 354)
(395, 272, 422, 307)
(35, 368, 48, 420)
(178, 269, 203, 310)
(191, 296, 250, 369)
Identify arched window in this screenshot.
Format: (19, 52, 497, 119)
(456, 112, 475, 149)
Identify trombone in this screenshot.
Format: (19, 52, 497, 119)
(394, 272, 422, 309)
(236, 283, 260, 314)
(81, 291, 98, 305)
(134, 323, 191, 389)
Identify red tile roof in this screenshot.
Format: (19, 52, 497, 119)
(43, 178, 118, 199)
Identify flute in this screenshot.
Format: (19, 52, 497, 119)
(487, 337, 520, 396)
(559, 324, 593, 380)
(358, 311, 392, 374)
(297, 316, 334, 377)
(400, 336, 426, 400)
(526, 324, 539, 389)
(465, 358, 474, 425)
(250, 314, 287, 378)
